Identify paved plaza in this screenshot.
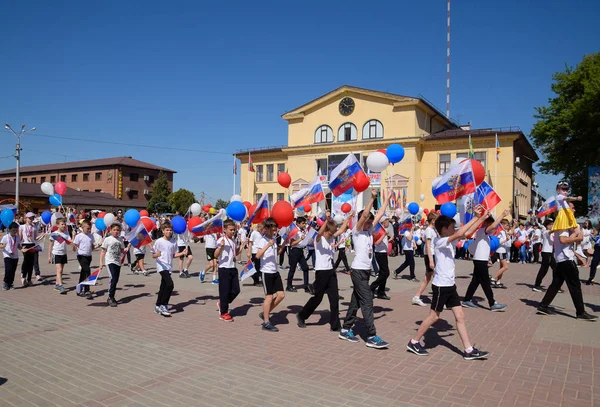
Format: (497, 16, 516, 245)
(1, 243, 599, 407)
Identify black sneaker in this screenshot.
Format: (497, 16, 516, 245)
(179, 271, 187, 279)
(464, 347, 489, 360)
(406, 341, 429, 356)
(107, 297, 118, 307)
(376, 294, 391, 300)
(536, 305, 555, 315)
(262, 322, 279, 332)
(85, 291, 93, 299)
(286, 286, 297, 292)
(577, 312, 598, 321)
(296, 314, 306, 328)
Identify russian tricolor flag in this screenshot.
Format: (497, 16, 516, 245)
(291, 176, 325, 209)
(192, 210, 227, 236)
(315, 209, 327, 227)
(280, 223, 299, 243)
(374, 223, 386, 242)
(399, 218, 413, 233)
(537, 197, 557, 218)
(125, 223, 152, 248)
(475, 181, 502, 212)
(240, 260, 257, 281)
(328, 154, 364, 197)
(68, 213, 77, 224)
(247, 193, 270, 225)
(432, 159, 476, 204)
(50, 232, 72, 245)
(76, 267, 101, 294)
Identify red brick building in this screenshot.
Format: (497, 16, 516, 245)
(0, 157, 176, 209)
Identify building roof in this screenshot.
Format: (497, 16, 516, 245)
(0, 181, 140, 208)
(0, 156, 176, 176)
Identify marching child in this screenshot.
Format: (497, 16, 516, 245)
(152, 221, 187, 317)
(202, 233, 219, 284)
(214, 219, 243, 322)
(72, 220, 100, 298)
(48, 218, 70, 294)
(1, 222, 22, 290)
(19, 212, 38, 287)
(133, 244, 148, 276)
(246, 222, 264, 286)
(255, 217, 285, 332)
(532, 219, 556, 291)
(333, 227, 350, 274)
(99, 223, 126, 307)
(407, 209, 492, 360)
(412, 212, 439, 306)
(491, 213, 512, 288)
(177, 230, 193, 278)
(286, 216, 310, 292)
(370, 216, 393, 300)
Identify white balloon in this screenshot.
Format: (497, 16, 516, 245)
(230, 194, 243, 203)
(395, 208, 403, 218)
(419, 206, 424, 214)
(419, 194, 425, 202)
(366, 152, 389, 173)
(190, 203, 202, 216)
(333, 214, 344, 224)
(51, 212, 63, 226)
(450, 157, 467, 170)
(41, 182, 54, 196)
(104, 213, 116, 227)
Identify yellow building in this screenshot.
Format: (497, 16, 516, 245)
(236, 85, 538, 220)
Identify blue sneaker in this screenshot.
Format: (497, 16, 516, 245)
(366, 335, 389, 349)
(338, 329, 360, 343)
(199, 271, 205, 282)
(211, 279, 219, 285)
(461, 300, 477, 309)
(490, 302, 507, 312)
(2, 283, 9, 291)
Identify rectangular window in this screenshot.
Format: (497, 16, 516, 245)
(130, 173, 139, 182)
(344, 126, 352, 141)
(71, 174, 78, 182)
(31, 177, 36, 183)
(268, 193, 273, 207)
(456, 152, 468, 159)
(316, 158, 327, 177)
(277, 163, 285, 175)
(130, 190, 139, 199)
(266, 164, 274, 182)
(474, 152, 486, 170)
(22, 178, 27, 183)
(50, 176, 56, 183)
(83, 173, 89, 181)
(95, 172, 102, 181)
(40, 176, 46, 183)
(60, 175, 66, 182)
(277, 193, 284, 202)
(255, 194, 261, 203)
(256, 165, 263, 182)
(439, 154, 451, 175)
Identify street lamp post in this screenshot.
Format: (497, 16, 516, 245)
(4, 123, 36, 212)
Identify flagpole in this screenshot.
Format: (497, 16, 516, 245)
(233, 155, 236, 197)
(247, 153, 251, 201)
(494, 133, 498, 218)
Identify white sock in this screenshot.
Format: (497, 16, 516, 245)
(465, 346, 473, 353)
(410, 339, 419, 345)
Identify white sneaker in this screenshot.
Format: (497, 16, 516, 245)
(412, 296, 427, 306)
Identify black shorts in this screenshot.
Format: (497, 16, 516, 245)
(178, 246, 192, 256)
(424, 255, 436, 273)
(135, 253, 145, 261)
(431, 284, 461, 312)
(262, 272, 284, 295)
(206, 248, 216, 261)
(496, 252, 507, 260)
(52, 255, 68, 265)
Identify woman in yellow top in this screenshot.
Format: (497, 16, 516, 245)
(551, 181, 582, 232)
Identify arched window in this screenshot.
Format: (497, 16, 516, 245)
(338, 122, 357, 142)
(314, 125, 333, 143)
(362, 119, 384, 140)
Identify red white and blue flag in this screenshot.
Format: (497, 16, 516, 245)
(192, 210, 226, 236)
(315, 209, 327, 227)
(280, 223, 299, 243)
(68, 213, 77, 224)
(374, 223, 386, 242)
(390, 191, 397, 209)
(247, 193, 269, 225)
(399, 217, 413, 233)
(475, 181, 502, 212)
(50, 232, 72, 245)
(240, 260, 257, 281)
(291, 176, 325, 209)
(76, 267, 101, 294)
(432, 159, 476, 204)
(537, 197, 557, 218)
(125, 223, 152, 249)
(328, 154, 364, 197)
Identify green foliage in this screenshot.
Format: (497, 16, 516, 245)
(167, 189, 196, 214)
(214, 199, 229, 210)
(147, 171, 171, 212)
(530, 52, 600, 214)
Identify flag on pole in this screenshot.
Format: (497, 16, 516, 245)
(328, 154, 364, 197)
(191, 209, 227, 236)
(402, 188, 407, 208)
(247, 193, 269, 225)
(390, 190, 397, 210)
(475, 181, 502, 212)
(280, 223, 299, 243)
(495, 133, 501, 162)
(233, 156, 237, 175)
(299, 226, 318, 247)
(125, 223, 152, 248)
(468, 134, 475, 159)
(248, 153, 255, 172)
(432, 159, 476, 204)
(240, 260, 257, 281)
(399, 217, 413, 233)
(291, 176, 325, 209)
(537, 197, 557, 218)
(374, 223, 386, 242)
(315, 209, 327, 227)
(76, 267, 101, 294)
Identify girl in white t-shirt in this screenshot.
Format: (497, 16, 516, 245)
(1, 222, 23, 290)
(245, 223, 264, 286)
(491, 212, 511, 288)
(48, 218, 71, 294)
(412, 212, 439, 306)
(214, 219, 243, 322)
(297, 211, 352, 331)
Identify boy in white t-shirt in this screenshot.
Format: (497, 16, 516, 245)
(176, 230, 194, 278)
(1, 222, 23, 290)
(133, 244, 148, 276)
(152, 221, 187, 317)
(370, 217, 393, 300)
(333, 229, 350, 273)
(201, 233, 219, 284)
(533, 219, 557, 291)
(246, 223, 264, 286)
(491, 214, 512, 288)
(99, 223, 126, 307)
(19, 212, 38, 287)
(48, 218, 71, 294)
(407, 209, 492, 360)
(412, 212, 439, 306)
(72, 220, 100, 298)
(214, 219, 243, 322)
(394, 226, 417, 281)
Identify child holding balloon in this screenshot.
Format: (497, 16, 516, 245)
(48, 218, 70, 294)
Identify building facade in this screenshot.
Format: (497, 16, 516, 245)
(0, 156, 175, 209)
(237, 85, 539, 220)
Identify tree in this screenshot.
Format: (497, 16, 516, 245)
(214, 199, 229, 210)
(530, 52, 600, 215)
(168, 189, 196, 214)
(147, 171, 171, 212)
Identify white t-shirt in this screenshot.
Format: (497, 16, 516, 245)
(50, 232, 69, 256)
(337, 230, 350, 250)
(1, 234, 20, 259)
(238, 228, 247, 244)
(496, 230, 507, 254)
(154, 237, 177, 272)
(315, 236, 334, 271)
(293, 229, 307, 249)
(249, 230, 262, 254)
(351, 228, 373, 270)
(101, 236, 125, 266)
(176, 231, 189, 247)
(402, 231, 413, 252)
(472, 227, 490, 261)
(542, 230, 554, 253)
(516, 228, 527, 243)
(424, 227, 437, 256)
(73, 233, 94, 256)
(133, 245, 147, 255)
(217, 236, 237, 268)
(533, 229, 542, 243)
(555, 194, 568, 211)
(554, 231, 574, 263)
(19, 223, 37, 245)
(256, 235, 278, 274)
(582, 228, 592, 250)
(204, 233, 217, 249)
(432, 237, 457, 287)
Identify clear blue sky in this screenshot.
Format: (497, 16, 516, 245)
(2, 0, 599, 203)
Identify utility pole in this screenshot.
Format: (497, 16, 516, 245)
(4, 123, 36, 212)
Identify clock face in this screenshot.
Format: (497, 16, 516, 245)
(339, 97, 355, 116)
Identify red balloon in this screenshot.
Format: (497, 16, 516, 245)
(514, 240, 523, 249)
(141, 216, 156, 232)
(423, 208, 429, 215)
(277, 172, 292, 189)
(341, 203, 351, 214)
(187, 216, 202, 234)
(206, 204, 212, 208)
(140, 210, 149, 217)
(303, 205, 311, 213)
(353, 171, 370, 193)
(98, 212, 106, 219)
(202, 205, 210, 213)
(471, 159, 485, 186)
(55, 181, 67, 196)
(377, 149, 387, 155)
(242, 201, 252, 211)
(271, 201, 294, 227)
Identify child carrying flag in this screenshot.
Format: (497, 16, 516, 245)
(99, 223, 126, 307)
(133, 245, 148, 276)
(214, 219, 243, 322)
(48, 218, 70, 294)
(1, 222, 23, 290)
(72, 220, 100, 298)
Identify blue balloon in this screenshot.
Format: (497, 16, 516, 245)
(407, 202, 419, 215)
(0, 209, 14, 226)
(414, 236, 420, 244)
(489, 235, 500, 253)
(386, 144, 405, 164)
(440, 202, 457, 218)
(464, 239, 473, 250)
(49, 193, 62, 206)
(124, 209, 141, 228)
(41, 210, 52, 225)
(171, 215, 187, 234)
(226, 201, 246, 222)
(95, 218, 106, 232)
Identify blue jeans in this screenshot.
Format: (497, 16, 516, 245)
(519, 244, 527, 263)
